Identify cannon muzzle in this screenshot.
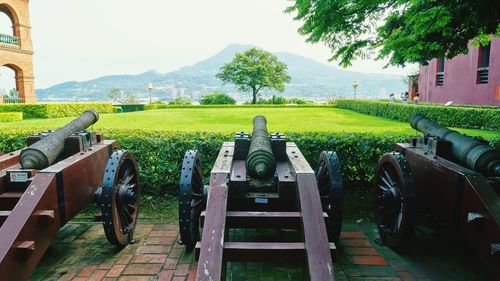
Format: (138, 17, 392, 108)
(411, 114, 500, 176)
(245, 115, 276, 179)
(20, 110, 99, 169)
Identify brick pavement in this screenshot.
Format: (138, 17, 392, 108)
(28, 221, 488, 281)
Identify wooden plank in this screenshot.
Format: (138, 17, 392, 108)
(196, 173, 229, 281)
(195, 242, 336, 263)
(276, 161, 295, 182)
(200, 211, 328, 229)
(286, 143, 315, 174)
(230, 160, 246, 182)
(0, 150, 20, 171)
(296, 173, 335, 280)
(211, 142, 234, 174)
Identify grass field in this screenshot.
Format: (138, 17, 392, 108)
(1, 107, 498, 138)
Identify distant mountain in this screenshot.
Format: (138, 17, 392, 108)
(36, 44, 406, 102)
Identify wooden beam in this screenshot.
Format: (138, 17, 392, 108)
(196, 242, 336, 263)
(200, 211, 328, 229)
(296, 173, 335, 280)
(196, 173, 230, 281)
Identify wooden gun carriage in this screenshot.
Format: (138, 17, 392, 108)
(0, 110, 140, 281)
(373, 114, 500, 276)
(178, 115, 344, 281)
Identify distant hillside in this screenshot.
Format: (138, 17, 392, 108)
(36, 44, 406, 102)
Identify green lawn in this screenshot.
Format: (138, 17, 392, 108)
(1, 107, 498, 138)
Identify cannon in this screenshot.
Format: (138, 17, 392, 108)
(178, 115, 343, 281)
(0, 110, 140, 281)
(373, 114, 499, 276)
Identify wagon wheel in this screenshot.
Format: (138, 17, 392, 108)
(374, 152, 416, 251)
(316, 151, 344, 244)
(179, 150, 205, 252)
(100, 150, 140, 247)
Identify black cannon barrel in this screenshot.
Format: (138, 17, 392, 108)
(245, 115, 276, 179)
(20, 110, 99, 169)
(411, 114, 500, 176)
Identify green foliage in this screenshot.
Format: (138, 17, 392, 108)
(286, 0, 500, 66)
(1, 129, 497, 197)
(123, 92, 138, 104)
(8, 88, 18, 98)
(144, 103, 169, 110)
(200, 93, 236, 105)
(120, 104, 145, 112)
(0, 103, 114, 119)
(216, 48, 291, 104)
(107, 87, 123, 103)
(169, 97, 192, 105)
(336, 99, 500, 130)
(255, 95, 313, 105)
(0, 112, 23, 122)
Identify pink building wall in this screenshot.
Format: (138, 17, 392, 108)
(418, 38, 500, 106)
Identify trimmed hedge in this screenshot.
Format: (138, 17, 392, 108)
(336, 99, 500, 130)
(0, 103, 114, 119)
(144, 104, 335, 110)
(0, 112, 23, 122)
(120, 104, 145, 112)
(1, 129, 498, 197)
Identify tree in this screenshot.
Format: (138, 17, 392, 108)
(8, 88, 18, 98)
(123, 92, 138, 104)
(216, 48, 291, 104)
(169, 97, 192, 105)
(200, 92, 236, 105)
(286, 0, 500, 67)
(107, 87, 123, 104)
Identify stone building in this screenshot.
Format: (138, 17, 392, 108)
(417, 38, 499, 106)
(0, 0, 35, 103)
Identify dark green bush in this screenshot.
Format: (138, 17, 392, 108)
(0, 112, 23, 122)
(0, 103, 114, 119)
(336, 99, 500, 130)
(120, 104, 145, 112)
(200, 93, 236, 105)
(1, 129, 498, 197)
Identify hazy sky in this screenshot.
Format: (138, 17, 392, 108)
(0, 0, 414, 90)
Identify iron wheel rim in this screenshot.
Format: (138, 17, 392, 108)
(179, 150, 204, 251)
(316, 151, 344, 243)
(101, 149, 140, 247)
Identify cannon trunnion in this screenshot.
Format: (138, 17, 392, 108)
(0, 111, 140, 281)
(178, 115, 343, 281)
(373, 114, 500, 277)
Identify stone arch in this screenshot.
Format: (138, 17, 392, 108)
(0, 3, 19, 36)
(0, 0, 35, 103)
(0, 64, 18, 98)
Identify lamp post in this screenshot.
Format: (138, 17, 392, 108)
(352, 81, 359, 99)
(148, 83, 154, 104)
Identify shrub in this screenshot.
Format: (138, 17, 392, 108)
(255, 95, 313, 105)
(336, 99, 500, 130)
(0, 129, 497, 197)
(169, 97, 192, 105)
(0, 112, 23, 122)
(0, 103, 114, 119)
(144, 103, 169, 110)
(200, 93, 236, 105)
(120, 104, 145, 112)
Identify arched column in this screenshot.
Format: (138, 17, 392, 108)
(0, 0, 35, 103)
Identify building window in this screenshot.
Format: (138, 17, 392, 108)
(436, 58, 445, 86)
(477, 43, 490, 84)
